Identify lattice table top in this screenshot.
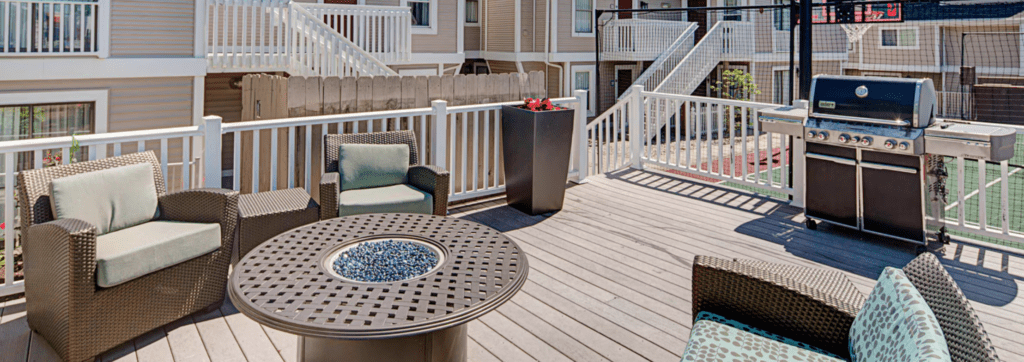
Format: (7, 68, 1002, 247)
(228, 213, 529, 339)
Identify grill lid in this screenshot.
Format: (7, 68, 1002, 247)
(809, 75, 937, 128)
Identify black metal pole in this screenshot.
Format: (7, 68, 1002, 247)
(798, 0, 813, 99)
(595, 10, 603, 112)
(788, 1, 796, 105)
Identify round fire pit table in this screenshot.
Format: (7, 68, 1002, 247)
(228, 213, 529, 362)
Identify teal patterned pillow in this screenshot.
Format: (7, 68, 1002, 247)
(850, 267, 951, 362)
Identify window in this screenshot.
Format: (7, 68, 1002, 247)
(774, 0, 790, 31)
(466, 0, 479, 25)
(724, 0, 742, 21)
(409, 0, 430, 27)
(880, 28, 917, 49)
(573, 0, 593, 35)
(0, 102, 94, 172)
(571, 65, 596, 116)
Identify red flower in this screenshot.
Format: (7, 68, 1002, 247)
(1, 222, 5, 230)
(541, 99, 553, 110)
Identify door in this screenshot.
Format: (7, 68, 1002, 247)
(618, 0, 633, 19)
(615, 64, 639, 98)
(805, 143, 858, 228)
(860, 151, 925, 242)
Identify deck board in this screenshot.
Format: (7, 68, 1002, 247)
(2, 170, 1023, 361)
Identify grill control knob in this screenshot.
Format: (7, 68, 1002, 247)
(816, 131, 829, 141)
(898, 142, 910, 151)
(807, 130, 817, 139)
(884, 140, 896, 149)
(852, 136, 861, 143)
(837, 134, 850, 143)
(860, 137, 873, 146)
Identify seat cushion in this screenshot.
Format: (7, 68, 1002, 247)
(903, 253, 1000, 362)
(50, 163, 159, 235)
(338, 144, 409, 191)
(850, 267, 951, 362)
(95, 221, 221, 288)
(681, 312, 844, 362)
(338, 184, 433, 217)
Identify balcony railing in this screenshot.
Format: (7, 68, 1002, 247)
(601, 19, 695, 61)
(298, 3, 412, 64)
(938, 91, 974, 120)
(0, 0, 108, 57)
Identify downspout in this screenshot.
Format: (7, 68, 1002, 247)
(543, 0, 563, 97)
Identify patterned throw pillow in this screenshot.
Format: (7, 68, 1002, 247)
(849, 267, 952, 362)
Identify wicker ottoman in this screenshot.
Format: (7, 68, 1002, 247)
(235, 188, 320, 264)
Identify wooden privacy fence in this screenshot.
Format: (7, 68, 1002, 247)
(236, 71, 547, 200)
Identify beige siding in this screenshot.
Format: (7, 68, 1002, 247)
(860, 24, 939, 66)
(557, 0, 613, 52)
(488, 60, 519, 73)
(944, 25, 1020, 69)
(518, 0, 547, 52)
(466, 26, 482, 51)
(111, 0, 195, 57)
(0, 77, 195, 131)
(487, 0, 516, 51)
(409, 0, 459, 52)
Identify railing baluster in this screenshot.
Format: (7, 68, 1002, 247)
(753, 106, 760, 185)
(252, 130, 259, 192)
(482, 111, 490, 190)
(460, 112, 467, 194)
(674, 99, 682, 168)
(1001, 161, 1010, 235)
(493, 112, 501, 188)
(270, 128, 278, 190)
(113, 143, 121, 157)
(979, 159, 986, 230)
(233, 132, 241, 190)
(741, 107, 748, 181)
(957, 157, 965, 228)
(182, 137, 191, 190)
(288, 126, 296, 188)
(718, 104, 724, 177)
(305, 125, 312, 193)
(4, 153, 14, 287)
(161, 138, 169, 180)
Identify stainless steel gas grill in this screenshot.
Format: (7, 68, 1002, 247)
(798, 75, 1017, 246)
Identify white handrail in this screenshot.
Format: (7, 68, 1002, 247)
(296, 3, 412, 63)
(289, 3, 396, 77)
(655, 21, 754, 96)
(207, 0, 291, 72)
(627, 23, 698, 99)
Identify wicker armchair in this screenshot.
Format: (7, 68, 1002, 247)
(19, 151, 239, 362)
(691, 254, 1000, 362)
(320, 131, 449, 219)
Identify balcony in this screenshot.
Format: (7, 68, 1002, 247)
(0, 0, 108, 57)
(0, 91, 1022, 361)
(600, 19, 696, 61)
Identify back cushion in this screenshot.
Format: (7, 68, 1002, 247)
(338, 144, 410, 191)
(850, 267, 951, 362)
(903, 253, 1000, 362)
(50, 163, 159, 235)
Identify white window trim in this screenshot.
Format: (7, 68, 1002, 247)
(0, 90, 109, 158)
(465, 0, 480, 27)
(0, 90, 109, 135)
(571, 0, 596, 38)
(571, 65, 596, 116)
(879, 26, 919, 50)
(402, 0, 438, 35)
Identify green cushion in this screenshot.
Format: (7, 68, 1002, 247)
(95, 221, 221, 288)
(682, 312, 845, 362)
(850, 267, 951, 362)
(49, 163, 159, 235)
(338, 144, 409, 191)
(338, 184, 433, 217)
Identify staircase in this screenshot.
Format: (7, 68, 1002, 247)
(205, 0, 403, 77)
(632, 21, 754, 98)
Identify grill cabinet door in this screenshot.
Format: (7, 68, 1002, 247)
(805, 144, 858, 228)
(860, 151, 925, 242)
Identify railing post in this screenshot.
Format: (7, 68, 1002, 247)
(431, 100, 448, 169)
(790, 100, 807, 208)
(572, 90, 588, 184)
(201, 115, 223, 188)
(629, 85, 644, 170)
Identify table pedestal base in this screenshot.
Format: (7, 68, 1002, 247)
(297, 324, 467, 362)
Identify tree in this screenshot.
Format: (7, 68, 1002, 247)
(710, 69, 761, 135)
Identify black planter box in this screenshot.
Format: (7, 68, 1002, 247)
(500, 105, 575, 215)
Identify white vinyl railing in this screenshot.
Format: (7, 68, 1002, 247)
(626, 23, 698, 99)
(601, 19, 694, 61)
(289, 3, 396, 77)
(931, 125, 1024, 245)
(655, 21, 754, 96)
(582, 88, 636, 176)
(297, 3, 411, 64)
(938, 91, 974, 120)
(206, 0, 290, 72)
(1, 0, 108, 56)
(0, 124, 206, 297)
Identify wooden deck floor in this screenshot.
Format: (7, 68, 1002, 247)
(3, 169, 1023, 362)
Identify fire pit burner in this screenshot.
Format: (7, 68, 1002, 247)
(330, 239, 441, 283)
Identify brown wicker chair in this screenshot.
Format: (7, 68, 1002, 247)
(320, 130, 449, 220)
(19, 151, 239, 362)
(691, 254, 1000, 361)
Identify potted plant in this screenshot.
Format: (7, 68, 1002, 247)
(500, 98, 575, 215)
